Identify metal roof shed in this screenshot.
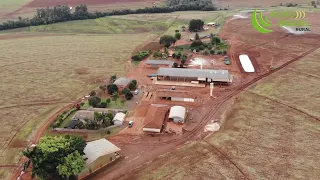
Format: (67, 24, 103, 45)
(146, 60, 173, 65)
(169, 106, 186, 124)
(83, 139, 121, 166)
(113, 112, 126, 126)
(157, 68, 232, 83)
(114, 77, 132, 86)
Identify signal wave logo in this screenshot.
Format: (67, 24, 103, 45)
(251, 9, 273, 34)
(295, 10, 306, 19)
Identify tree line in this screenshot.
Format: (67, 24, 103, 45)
(0, 3, 217, 31)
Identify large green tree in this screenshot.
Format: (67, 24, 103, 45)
(23, 135, 86, 179)
(159, 35, 176, 48)
(107, 84, 118, 95)
(189, 19, 204, 32)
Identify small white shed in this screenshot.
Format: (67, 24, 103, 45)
(112, 112, 126, 126)
(169, 106, 186, 124)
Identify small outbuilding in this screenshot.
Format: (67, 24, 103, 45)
(169, 106, 187, 124)
(78, 139, 121, 179)
(112, 112, 126, 126)
(114, 77, 132, 91)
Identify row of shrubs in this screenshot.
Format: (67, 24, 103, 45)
(0, 3, 217, 31)
(131, 51, 152, 61)
(52, 108, 77, 128)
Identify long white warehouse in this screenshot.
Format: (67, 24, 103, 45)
(239, 54, 255, 72)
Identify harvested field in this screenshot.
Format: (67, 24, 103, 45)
(0, 32, 155, 179)
(122, 49, 320, 179)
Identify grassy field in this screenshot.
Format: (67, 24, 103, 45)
(123, 49, 320, 179)
(0, 17, 172, 34)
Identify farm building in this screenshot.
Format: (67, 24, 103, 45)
(157, 90, 197, 102)
(78, 139, 121, 179)
(113, 77, 132, 91)
(156, 68, 233, 83)
(207, 22, 216, 26)
(146, 60, 173, 68)
(73, 110, 95, 121)
(169, 106, 187, 124)
(113, 112, 126, 126)
(143, 104, 169, 133)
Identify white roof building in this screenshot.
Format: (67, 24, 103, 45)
(169, 106, 186, 124)
(83, 139, 121, 166)
(239, 54, 255, 72)
(112, 112, 126, 126)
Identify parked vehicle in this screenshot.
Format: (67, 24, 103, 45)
(128, 121, 134, 127)
(224, 56, 231, 65)
(134, 89, 139, 95)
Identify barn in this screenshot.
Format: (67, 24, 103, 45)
(143, 104, 169, 133)
(157, 90, 197, 102)
(156, 68, 233, 83)
(78, 139, 121, 179)
(169, 106, 187, 124)
(146, 60, 173, 68)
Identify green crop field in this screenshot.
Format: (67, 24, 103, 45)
(123, 49, 320, 180)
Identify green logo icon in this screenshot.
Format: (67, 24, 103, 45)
(251, 9, 273, 34)
(251, 9, 310, 34)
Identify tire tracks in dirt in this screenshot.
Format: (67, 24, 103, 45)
(247, 91, 320, 121)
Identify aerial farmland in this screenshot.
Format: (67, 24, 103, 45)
(0, 0, 319, 180)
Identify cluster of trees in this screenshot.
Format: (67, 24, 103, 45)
(189, 19, 204, 32)
(189, 33, 227, 55)
(88, 95, 110, 108)
(0, 3, 217, 31)
(23, 135, 86, 179)
(167, 0, 216, 11)
(131, 51, 151, 61)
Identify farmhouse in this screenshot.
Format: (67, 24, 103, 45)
(73, 110, 95, 121)
(169, 106, 187, 124)
(146, 60, 173, 68)
(157, 90, 197, 102)
(156, 68, 233, 83)
(78, 139, 121, 179)
(113, 112, 126, 126)
(143, 104, 169, 133)
(114, 77, 132, 91)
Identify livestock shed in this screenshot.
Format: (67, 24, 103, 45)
(113, 77, 132, 91)
(146, 60, 173, 68)
(113, 112, 126, 126)
(78, 139, 121, 179)
(143, 104, 169, 133)
(157, 90, 196, 102)
(169, 106, 187, 124)
(156, 68, 233, 83)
